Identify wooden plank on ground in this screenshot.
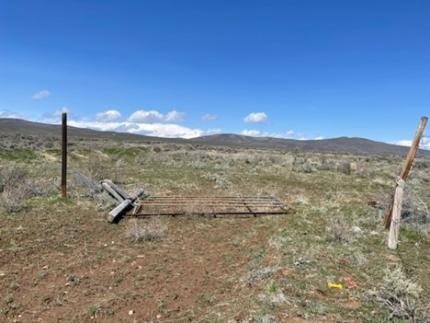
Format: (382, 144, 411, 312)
(103, 180, 132, 200)
(102, 182, 124, 202)
(108, 199, 133, 223)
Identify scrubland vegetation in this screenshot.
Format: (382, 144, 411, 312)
(1, 134, 430, 322)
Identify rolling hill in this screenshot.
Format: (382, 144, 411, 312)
(0, 118, 428, 156)
(0, 118, 184, 143)
(191, 134, 430, 156)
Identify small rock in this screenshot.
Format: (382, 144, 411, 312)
(128, 310, 134, 316)
(352, 226, 362, 234)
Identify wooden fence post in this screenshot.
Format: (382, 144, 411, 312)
(61, 112, 68, 199)
(387, 178, 405, 249)
(384, 117, 428, 229)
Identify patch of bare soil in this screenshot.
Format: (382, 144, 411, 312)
(0, 207, 281, 322)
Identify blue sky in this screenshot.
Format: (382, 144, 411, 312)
(0, 1, 429, 146)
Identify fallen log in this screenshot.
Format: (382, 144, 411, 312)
(103, 179, 132, 200)
(108, 199, 134, 223)
(101, 181, 124, 202)
(101, 180, 145, 223)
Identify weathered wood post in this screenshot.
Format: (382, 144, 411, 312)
(387, 178, 405, 249)
(384, 117, 428, 229)
(61, 112, 68, 199)
(384, 117, 428, 249)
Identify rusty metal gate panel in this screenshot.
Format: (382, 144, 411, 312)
(131, 196, 288, 218)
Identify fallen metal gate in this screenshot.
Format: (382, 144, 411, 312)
(101, 180, 289, 222)
(131, 196, 288, 218)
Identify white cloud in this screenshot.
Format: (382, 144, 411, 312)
(164, 110, 184, 122)
(68, 120, 204, 139)
(286, 130, 295, 137)
(66, 108, 197, 138)
(96, 110, 121, 122)
(0, 110, 21, 118)
(34, 107, 205, 138)
(128, 109, 184, 123)
(396, 137, 430, 150)
(241, 129, 261, 137)
(54, 107, 70, 116)
(40, 107, 70, 123)
(32, 90, 51, 100)
(67, 120, 121, 132)
(202, 114, 218, 121)
(240, 129, 299, 139)
(396, 140, 412, 146)
(239, 129, 323, 141)
(421, 137, 430, 150)
(128, 110, 163, 123)
(244, 112, 268, 124)
(127, 123, 202, 138)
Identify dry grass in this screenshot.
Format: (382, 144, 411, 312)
(1, 138, 430, 321)
(368, 267, 424, 321)
(0, 165, 37, 213)
(241, 266, 281, 287)
(325, 214, 352, 242)
(125, 218, 168, 242)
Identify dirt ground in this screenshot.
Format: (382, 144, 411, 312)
(1, 207, 292, 322)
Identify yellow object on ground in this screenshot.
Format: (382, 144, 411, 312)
(328, 283, 343, 289)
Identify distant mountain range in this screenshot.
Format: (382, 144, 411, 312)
(1, 118, 428, 157)
(191, 134, 430, 156)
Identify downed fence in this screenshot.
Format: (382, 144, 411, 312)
(101, 180, 289, 223)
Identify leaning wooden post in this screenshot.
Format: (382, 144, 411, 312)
(61, 112, 68, 199)
(387, 178, 405, 249)
(384, 116, 428, 229)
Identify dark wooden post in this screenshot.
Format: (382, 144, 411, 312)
(61, 112, 68, 199)
(384, 116, 428, 229)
